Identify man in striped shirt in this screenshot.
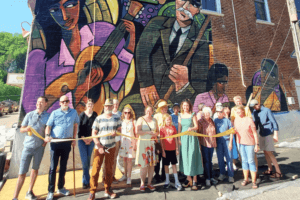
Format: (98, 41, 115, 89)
(88, 99, 122, 200)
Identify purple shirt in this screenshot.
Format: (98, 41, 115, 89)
(23, 22, 133, 114)
(193, 91, 229, 113)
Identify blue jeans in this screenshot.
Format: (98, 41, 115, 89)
(78, 140, 95, 185)
(239, 144, 256, 172)
(201, 145, 214, 180)
(216, 138, 234, 177)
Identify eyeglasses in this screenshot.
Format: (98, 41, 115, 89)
(217, 81, 228, 85)
(124, 112, 131, 114)
(60, 100, 70, 104)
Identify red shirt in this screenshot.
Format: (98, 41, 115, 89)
(160, 125, 177, 151)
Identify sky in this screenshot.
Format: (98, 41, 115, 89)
(1, 1, 33, 34)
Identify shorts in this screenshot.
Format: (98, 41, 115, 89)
(19, 146, 45, 175)
(162, 150, 177, 166)
(259, 134, 275, 151)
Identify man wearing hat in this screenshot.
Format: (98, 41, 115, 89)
(88, 99, 122, 200)
(136, 0, 208, 108)
(250, 99, 282, 179)
(153, 100, 169, 182)
(171, 103, 180, 132)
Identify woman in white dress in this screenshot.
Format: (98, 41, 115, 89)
(135, 106, 159, 192)
(119, 107, 137, 185)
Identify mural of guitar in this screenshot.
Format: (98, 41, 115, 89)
(44, 1, 143, 114)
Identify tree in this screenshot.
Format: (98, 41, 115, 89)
(0, 80, 21, 101)
(0, 32, 28, 72)
(0, 69, 7, 83)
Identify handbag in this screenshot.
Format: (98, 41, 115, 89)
(142, 117, 162, 155)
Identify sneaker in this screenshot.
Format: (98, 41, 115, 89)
(126, 177, 131, 185)
(25, 191, 37, 200)
(57, 187, 70, 196)
(218, 174, 226, 181)
(87, 192, 95, 200)
(147, 184, 156, 191)
(112, 176, 119, 184)
(46, 192, 54, 200)
(229, 177, 234, 183)
(175, 183, 183, 191)
(164, 182, 170, 189)
(211, 178, 218, 185)
(206, 179, 211, 187)
(140, 185, 145, 192)
(104, 190, 117, 199)
(119, 175, 127, 182)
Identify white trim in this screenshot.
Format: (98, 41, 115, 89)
(200, 9, 224, 17)
(264, 0, 271, 22)
(256, 19, 275, 25)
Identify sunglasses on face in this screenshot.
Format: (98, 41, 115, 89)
(60, 100, 70, 104)
(124, 112, 131, 114)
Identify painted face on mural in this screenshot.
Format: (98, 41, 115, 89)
(261, 59, 279, 89)
(176, 0, 200, 23)
(216, 76, 228, 94)
(49, 0, 80, 30)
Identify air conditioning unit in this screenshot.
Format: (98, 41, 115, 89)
(287, 97, 295, 105)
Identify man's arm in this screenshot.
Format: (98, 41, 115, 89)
(267, 109, 279, 142)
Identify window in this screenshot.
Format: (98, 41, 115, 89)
(202, 0, 222, 13)
(255, 0, 271, 22)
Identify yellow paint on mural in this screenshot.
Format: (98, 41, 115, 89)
(107, 0, 119, 25)
(125, 59, 136, 96)
(253, 86, 281, 111)
(0, 169, 123, 200)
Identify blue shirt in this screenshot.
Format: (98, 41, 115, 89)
(252, 106, 279, 137)
(21, 110, 50, 149)
(46, 108, 79, 139)
(214, 117, 232, 140)
(171, 113, 179, 132)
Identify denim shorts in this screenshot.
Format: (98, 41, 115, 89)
(19, 146, 45, 175)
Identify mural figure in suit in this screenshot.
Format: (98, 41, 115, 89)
(135, 0, 209, 108)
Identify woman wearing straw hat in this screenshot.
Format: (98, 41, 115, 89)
(153, 100, 169, 182)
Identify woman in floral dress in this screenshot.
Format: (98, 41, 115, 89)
(135, 106, 159, 192)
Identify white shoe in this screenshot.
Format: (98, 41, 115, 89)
(126, 177, 131, 185)
(57, 188, 70, 196)
(119, 175, 127, 182)
(211, 178, 218, 185)
(206, 179, 211, 187)
(46, 192, 54, 200)
(233, 164, 237, 171)
(229, 177, 234, 183)
(218, 174, 226, 181)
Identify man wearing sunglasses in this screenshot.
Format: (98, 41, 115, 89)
(44, 95, 79, 200)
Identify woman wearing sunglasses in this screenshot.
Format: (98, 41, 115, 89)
(118, 107, 137, 185)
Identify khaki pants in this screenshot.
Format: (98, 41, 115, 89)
(90, 147, 116, 194)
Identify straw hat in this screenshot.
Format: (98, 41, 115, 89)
(156, 100, 169, 113)
(104, 99, 113, 106)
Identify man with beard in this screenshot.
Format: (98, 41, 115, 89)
(250, 99, 282, 179)
(136, 0, 209, 108)
(45, 95, 79, 200)
(88, 99, 122, 200)
(193, 63, 229, 113)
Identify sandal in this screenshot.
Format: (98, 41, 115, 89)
(270, 172, 283, 179)
(262, 170, 273, 175)
(241, 180, 250, 186)
(191, 182, 198, 191)
(252, 182, 258, 189)
(182, 180, 193, 188)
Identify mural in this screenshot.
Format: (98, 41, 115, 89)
(246, 58, 288, 111)
(20, 0, 288, 121)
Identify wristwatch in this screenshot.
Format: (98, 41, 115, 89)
(46, 134, 50, 137)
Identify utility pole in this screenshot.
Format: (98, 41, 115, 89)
(287, 0, 300, 73)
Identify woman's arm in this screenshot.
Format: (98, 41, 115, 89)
(187, 114, 198, 132)
(178, 116, 182, 145)
(250, 120, 259, 152)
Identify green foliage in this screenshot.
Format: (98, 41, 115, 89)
(0, 80, 21, 101)
(0, 69, 7, 83)
(0, 32, 28, 71)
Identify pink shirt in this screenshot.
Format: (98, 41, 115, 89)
(234, 117, 256, 145)
(198, 118, 217, 148)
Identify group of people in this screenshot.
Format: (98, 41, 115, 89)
(12, 95, 282, 200)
